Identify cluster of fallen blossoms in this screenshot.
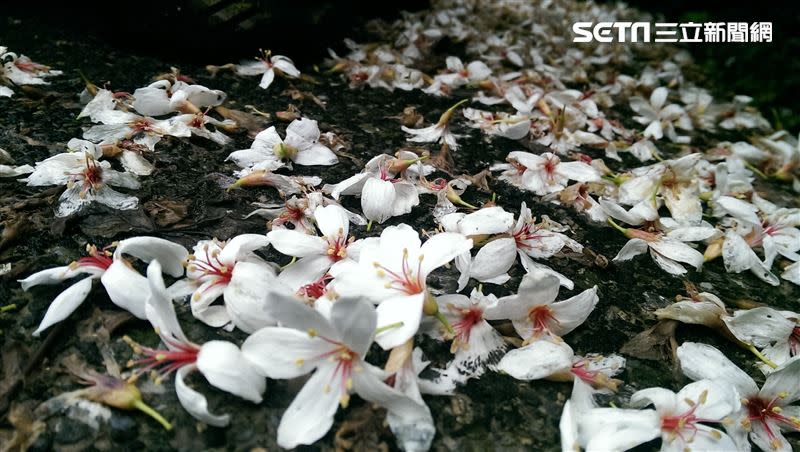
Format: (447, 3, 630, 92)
(4, 0, 800, 450)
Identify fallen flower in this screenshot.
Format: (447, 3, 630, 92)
(242, 294, 429, 449)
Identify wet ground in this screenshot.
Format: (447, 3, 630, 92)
(1, 12, 799, 452)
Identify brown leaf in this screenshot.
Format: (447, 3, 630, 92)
(144, 199, 190, 227)
(620, 320, 678, 363)
(334, 404, 389, 452)
(0, 401, 45, 452)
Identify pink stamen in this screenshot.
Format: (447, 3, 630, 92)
(373, 249, 425, 295)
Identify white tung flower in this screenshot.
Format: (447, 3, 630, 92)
(242, 295, 428, 449)
(21, 142, 140, 217)
(332, 224, 473, 349)
(227, 117, 338, 170)
(132, 261, 265, 427)
(235, 51, 300, 89)
(678, 341, 800, 452)
(19, 237, 188, 336)
(493, 151, 601, 196)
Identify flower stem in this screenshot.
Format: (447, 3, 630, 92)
(606, 218, 628, 235)
(434, 311, 455, 335)
(366, 220, 373, 232)
(745, 343, 778, 369)
(132, 399, 172, 431)
(0, 304, 17, 313)
(374, 321, 404, 335)
(744, 162, 768, 180)
(280, 256, 297, 270)
(438, 99, 470, 125)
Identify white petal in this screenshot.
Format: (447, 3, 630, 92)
(19, 265, 88, 290)
(197, 340, 265, 403)
(32, 277, 93, 336)
(278, 255, 332, 291)
(313, 204, 350, 238)
(267, 229, 327, 257)
(262, 291, 338, 339)
(649, 239, 703, 269)
(175, 365, 230, 427)
(549, 286, 599, 337)
(497, 340, 573, 380)
(676, 342, 758, 398)
(145, 261, 189, 345)
(219, 234, 270, 263)
(114, 236, 189, 277)
(484, 269, 560, 321)
(375, 292, 425, 350)
(294, 144, 338, 166)
(760, 356, 800, 404)
(722, 307, 795, 348)
(100, 260, 148, 319)
(330, 297, 377, 357)
(277, 362, 342, 448)
(223, 261, 280, 333)
(579, 408, 661, 451)
(419, 232, 473, 276)
(361, 178, 397, 223)
(613, 238, 648, 262)
(242, 327, 330, 378)
(469, 238, 516, 282)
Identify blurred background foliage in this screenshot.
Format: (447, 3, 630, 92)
(4, 0, 798, 132)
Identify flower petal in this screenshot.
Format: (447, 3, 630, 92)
(549, 286, 599, 337)
(375, 292, 425, 350)
(242, 327, 330, 378)
(175, 365, 230, 427)
(314, 204, 350, 238)
(419, 232, 473, 276)
(361, 178, 397, 223)
(32, 277, 93, 336)
(497, 340, 573, 380)
(330, 297, 377, 357)
(115, 236, 189, 277)
(196, 340, 266, 403)
(100, 260, 149, 319)
(267, 229, 327, 257)
(277, 361, 342, 449)
(676, 342, 758, 398)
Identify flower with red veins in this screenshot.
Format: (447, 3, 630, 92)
(83, 108, 191, 151)
(242, 295, 427, 449)
(606, 214, 714, 276)
(333, 224, 473, 349)
(268, 205, 365, 291)
(492, 151, 601, 195)
(323, 152, 428, 224)
(462, 107, 531, 140)
(511, 202, 583, 287)
(227, 117, 338, 172)
(21, 142, 140, 217)
(438, 206, 516, 290)
(132, 79, 226, 117)
(483, 269, 598, 343)
(170, 110, 235, 145)
(0, 46, 61, 96)
(578, 379, 739, 451)
(184, 234, 271, 329)
(402, 99, 468, 151)
(496, 339, 625, 394)
(130, 261, 264, 427)
(234, 50, 300, 90)
(722, 306, 799, 372)
(424, 288, 506, 386)
(19, 237, 188, 336)
(679, 342, 800, 451)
